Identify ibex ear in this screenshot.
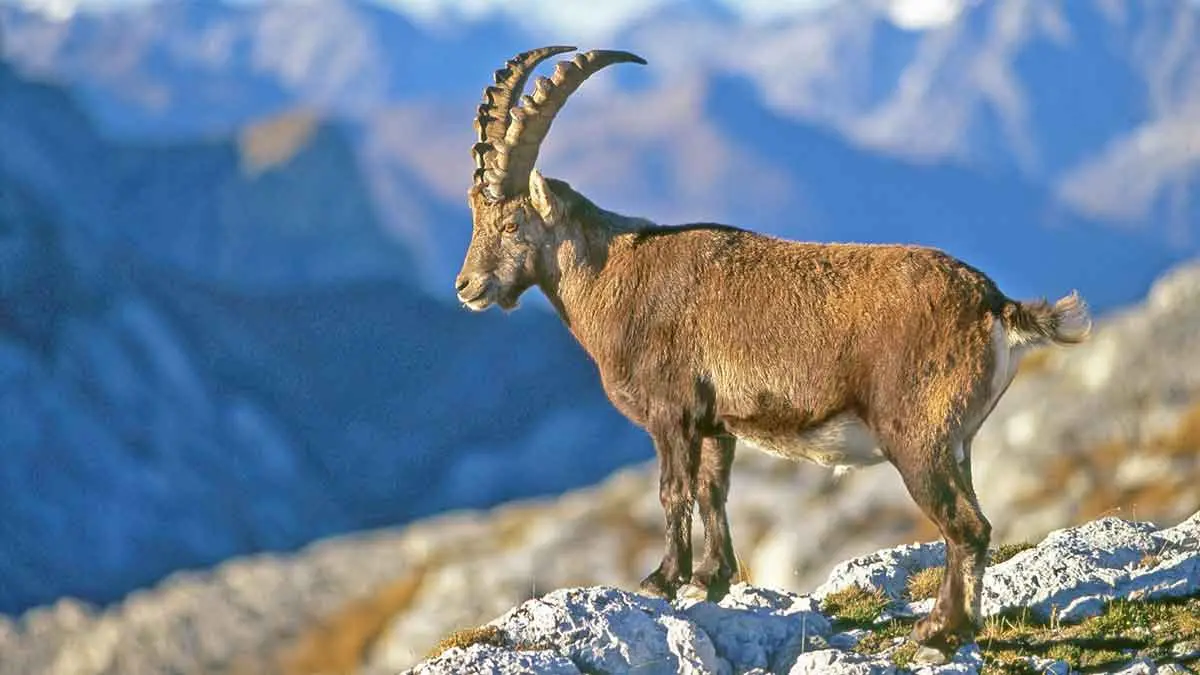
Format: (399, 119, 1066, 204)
(528, 169, 563, 225)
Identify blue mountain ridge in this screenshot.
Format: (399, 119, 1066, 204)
(0, 61, 648, 613)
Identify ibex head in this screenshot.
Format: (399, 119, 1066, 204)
(455, 46, 646, 311)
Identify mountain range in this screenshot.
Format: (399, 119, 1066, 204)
(0, 0, 1197, 614)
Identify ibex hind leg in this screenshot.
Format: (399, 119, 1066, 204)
(888, 436, 991, 664)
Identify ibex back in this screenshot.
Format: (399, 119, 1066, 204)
(455, 45, 1091, 663)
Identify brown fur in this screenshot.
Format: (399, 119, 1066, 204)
(455, 47, 1092, 659)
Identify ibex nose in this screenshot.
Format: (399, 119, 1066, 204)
(455, 277, 470, 294)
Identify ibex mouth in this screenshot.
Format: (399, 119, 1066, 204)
(459, 284, 495, 311)
(463, 297, 494, 312)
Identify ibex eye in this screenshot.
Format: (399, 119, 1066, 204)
(503, 221, 519, 234)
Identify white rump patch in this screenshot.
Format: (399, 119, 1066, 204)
(990, 318, 1024, 403)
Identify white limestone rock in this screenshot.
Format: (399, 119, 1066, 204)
(409, 643, 581, 675)
(788, 648, 895, 674)
(491, 587, 720, 675)
(679, 584, 830, 673)
(813, 542, 946, 602)
(981, 514, 1200, 622)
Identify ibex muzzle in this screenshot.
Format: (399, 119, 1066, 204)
(455, 45, 1091, 664)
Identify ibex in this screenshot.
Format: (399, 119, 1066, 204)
(455, 45, 1091, 661)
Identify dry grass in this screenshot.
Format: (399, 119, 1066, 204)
(1137, 552, 1161, 569)
(851, 617, 918, 670)
(425, 625, 507, 661)
(279, 566, 426, 675)
(906, 567, 944, 601)
(849, 594, 1200, 673)
(733, 548, 754, 585)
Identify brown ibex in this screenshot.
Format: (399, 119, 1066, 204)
(455, 45, 1091, 661)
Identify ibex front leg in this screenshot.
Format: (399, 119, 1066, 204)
(679, 434, 737, 602)
(638, 414, 700, 600)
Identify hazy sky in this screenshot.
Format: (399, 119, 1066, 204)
(6, 0, 971, 36)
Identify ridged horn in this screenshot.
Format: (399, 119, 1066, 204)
(497, 50, 646, 198)
(472, 45, 577, 201)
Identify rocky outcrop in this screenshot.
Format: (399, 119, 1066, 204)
(404, 514, 1200, 675)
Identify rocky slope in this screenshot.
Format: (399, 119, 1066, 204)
(406, 514, 1200, 675)
(0, 260, 1196, 674)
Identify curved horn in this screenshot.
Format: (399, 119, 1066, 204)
(495, 49, 646, 198)
(472, 45, 577, 201)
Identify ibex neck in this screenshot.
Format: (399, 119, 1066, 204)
(536, 202, 646, 331)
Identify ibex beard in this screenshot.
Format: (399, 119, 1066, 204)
(455, 45, 1092, 663)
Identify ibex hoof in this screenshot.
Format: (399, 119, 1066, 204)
(909, 617, 972, 666)
(638, 571, 679, 600)
(676, 582, 709, 603)
(912, 645, 952, 666)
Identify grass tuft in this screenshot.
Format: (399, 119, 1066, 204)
(906, 567, 944, 601)
(733, 547, 754, 585)
(1137, 552, 1161, 569)
(890, 641, 919, 668)
(425, 625, 507, 661)
(822, 585, 891, 628)
(989, 542, 1035, 566)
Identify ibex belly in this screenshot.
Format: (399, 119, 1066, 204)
(735, 412, 886, 470)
